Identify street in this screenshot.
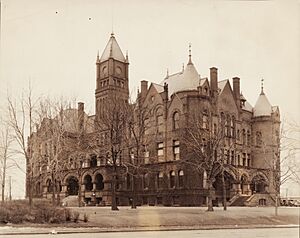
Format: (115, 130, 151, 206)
(0, 228, 298, 238)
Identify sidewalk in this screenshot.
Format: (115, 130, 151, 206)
(0, 206, 299, 235)
(0, 224, 299, 236)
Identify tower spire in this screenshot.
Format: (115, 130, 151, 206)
(261, 78, 264, 95)
(188, 43, 192, 65)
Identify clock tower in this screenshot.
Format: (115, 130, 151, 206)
(95, 33, 129, 119)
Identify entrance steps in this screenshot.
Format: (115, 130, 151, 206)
(230, 195, 250, 206)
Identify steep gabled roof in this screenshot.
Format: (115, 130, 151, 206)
(218, 80, 228, 93)
(100, 33, 125, 62)
(152, 83, 164, 93)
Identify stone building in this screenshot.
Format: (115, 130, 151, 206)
(27, 33, 280, 207)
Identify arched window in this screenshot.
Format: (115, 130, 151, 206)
(237, 129, 240, 141)
(247, 130, 251, 146)
(84, 175, 93, 191)
(225, 115, 230, 137)
(256, 131, 262, 146)
(173, 112, 180, 130)
(231, 116, 235, 138)
(178, 170, 184, 188)
(202, 109, 209, 129)
(156, 108, 164, 133)
(170, 171, 176, 188)
(220, 112, 225, 135)
(95, 174, 104, 191)
(46, 179, 53, 193)
(157, 172, 163, 189)
(90, 155, 97, 168)
(242, 129, 246, 145)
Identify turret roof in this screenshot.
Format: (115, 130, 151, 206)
(253, 91, 272, 117)
(100, 33, 126, 62)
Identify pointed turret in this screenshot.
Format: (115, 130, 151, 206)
(183, 44, 199, 81)
(100, 33, 126, 62)
(96, 50, 100, 63)
(253, 80, 272, 117)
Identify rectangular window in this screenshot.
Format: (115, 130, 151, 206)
(157, 142, 164, 157)
(173, 140, 180, 160)
(247, 154, 251, 167)
(242, 153, 246, 167)
(231, 150, 235, 165)
(144, 145, 149, 164)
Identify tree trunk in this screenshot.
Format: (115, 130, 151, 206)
(131, 176, 137, 209)
(51, 175, 56, 206)
(111, 173, 119, 211)
(275, 193, 278, 216)
(28, 173, 33, 208)
(207, 181, 214, 212)
(222, 169, 227, 211)
(78, 181, 82, 207)
(1, 148, 7, 203)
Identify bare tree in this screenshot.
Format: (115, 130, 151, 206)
(262, 119, 300, 215)
(33, 98, 85, 206)
(6, 85, 37, 207)
(93, 94, 129, 211)
(122, 98, 152, 209)
(0, 121, 13, 202)
(181, 111, 235, 211)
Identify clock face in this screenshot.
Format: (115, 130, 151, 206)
(116, 66, 122, 75)
(102, 66, 107, 75)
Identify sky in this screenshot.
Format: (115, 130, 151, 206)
(0, 0, 299, 198)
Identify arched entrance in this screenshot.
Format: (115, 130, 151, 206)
(95, 174, 104, 190)
(66, 176, 79, 195)
(83, 175, 93, 191)
(250, 174, 267, 194)
(241, 174, 249, 194)
(213, 171, 235, 205)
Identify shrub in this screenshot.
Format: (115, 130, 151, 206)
(0, 200, 72, 224)
(83, 213, 89, 223)
(64, 208, 72, 222)
(72, 211, 80, 223)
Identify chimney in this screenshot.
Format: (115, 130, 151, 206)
(140, 80, 148, 101)
(232, 77, 241, 108)
(210, 67, 218, 96)
(78, 102, 84, 131)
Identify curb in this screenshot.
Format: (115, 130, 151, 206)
(0, 224, 299, 236)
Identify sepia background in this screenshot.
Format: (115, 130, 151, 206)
(0, 0, 299, 199)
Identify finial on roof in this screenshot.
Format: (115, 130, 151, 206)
(182, 63, 184, 72)
(166, 68, 169, 78)
(96, 50, 100, 62)
(188, 43, 192, 65)
(111, 32, 114, 37)
(125, 50, 129, 62)
(261, 78, 264, 95)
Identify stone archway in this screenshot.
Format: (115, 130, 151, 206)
(250, 174, 268, 194)
(95, 173, 104, 191)
(240, 174, 250, 195)
(66, 176, 79, 196)
(213, 171, 235, 205)
(83, 175, 93, 191)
